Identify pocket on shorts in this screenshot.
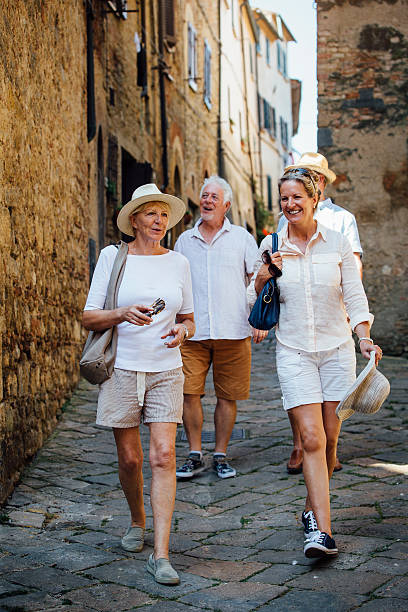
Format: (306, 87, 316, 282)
(336, 339, 356, 370)
(276, 344, 302, 382)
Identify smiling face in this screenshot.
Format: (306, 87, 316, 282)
(280, 180, 318, 227)
(200, 182, 230, 225)
(130, 202, 170, 242)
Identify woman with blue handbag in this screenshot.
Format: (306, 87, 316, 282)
(248, 169, 383, 558)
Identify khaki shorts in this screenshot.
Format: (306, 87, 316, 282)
(180, 338, 251, 400)
(97, 367, 184, 428)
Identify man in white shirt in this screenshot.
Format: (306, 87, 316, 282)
(278, 152, 363, 474)
(175, 176, 258, 479)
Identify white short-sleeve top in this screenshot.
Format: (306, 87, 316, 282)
(84, 246, 194, 372)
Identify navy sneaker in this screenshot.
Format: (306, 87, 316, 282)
(302, 510, 319, 539)
(176, 452, 205, 479)
(213, 455, 236, 479)
(304, 531, 338, 558)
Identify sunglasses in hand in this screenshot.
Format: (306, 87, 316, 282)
(150, 298, 166, 316)
(261, 250, 282, 278)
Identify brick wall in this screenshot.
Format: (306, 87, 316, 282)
(317, 0, 408, 355)
(0, 2, 88, 501)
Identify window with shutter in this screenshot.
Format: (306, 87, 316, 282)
(267, 175, 272, 211)
(204, 40, 212, 109)
(161, 0, 176, 45)
(272, 107, 276, 138)
(188, 22, 198, 91)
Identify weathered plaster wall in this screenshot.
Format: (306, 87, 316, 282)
(317, 0, 408, 355)
(0, 1, 88, 501)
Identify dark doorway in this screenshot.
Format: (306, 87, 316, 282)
(121, 149, 153, 241)
(97, 127, 105, 251)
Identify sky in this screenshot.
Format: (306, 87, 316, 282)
(250, 0, 317, 158)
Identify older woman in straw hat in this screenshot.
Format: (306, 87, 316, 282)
(248, 169, 382, 559)
(83, 184, 195, 585)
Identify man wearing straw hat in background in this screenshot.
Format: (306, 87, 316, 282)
(277, 153, 364, 475)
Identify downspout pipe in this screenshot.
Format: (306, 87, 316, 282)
(239, 3, 257, 214)
(217, 0, 223, 177)
(158, 5, 169, 190)
(86, 0, 96, 142)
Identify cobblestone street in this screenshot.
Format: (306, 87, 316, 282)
(1, 339, 407, 611)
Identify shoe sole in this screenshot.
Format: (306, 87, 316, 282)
(176, 466, 206, 479)
(333, 465, 343, 472)
(214, 470, 236, 479)
(146, 562, 180, 585)
(304, 544, 338, 558)
(121, 541, 144, 552)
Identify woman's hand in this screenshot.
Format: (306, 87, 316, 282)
(162, 324, 188, 348)
(252, 328, 269, 344)
(254, 252, 282, 295)
(120, 305, 153, 326)
(360, 340, 383, 366)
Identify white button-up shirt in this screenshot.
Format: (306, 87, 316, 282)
(175, 218, 258, 340)
(277, 198, 363, 254)
(247, 222, 373, 352)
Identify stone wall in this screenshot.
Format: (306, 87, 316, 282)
(317, 0, 408, 356)
(0, 1, 88, 502)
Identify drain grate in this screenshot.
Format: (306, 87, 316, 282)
(176, 428, 246, 442)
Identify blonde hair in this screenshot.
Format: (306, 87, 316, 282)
(279, 169, 321, 200)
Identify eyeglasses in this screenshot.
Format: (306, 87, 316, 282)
(151, 298, 165, 316)
(261, 250, 282, 278)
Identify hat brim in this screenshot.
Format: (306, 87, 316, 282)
(117, 193, 186, 236)
(284, 163, 337, 184)
(336, 353, 390, 422)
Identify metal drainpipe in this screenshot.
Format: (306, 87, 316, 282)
(239, 2, 257, 223)
(158, 5, 169, 190)
(217, 0, 223, 177)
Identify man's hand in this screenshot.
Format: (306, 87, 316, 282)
(252, 328, 269, 344)
(161, 324, 188, 348)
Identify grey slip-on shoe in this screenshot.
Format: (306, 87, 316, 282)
(146, 553, 180, 585)
(121, 525, 144, 552)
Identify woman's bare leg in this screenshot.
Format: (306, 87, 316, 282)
(290, 403, 332, 535)
(113, 427, 146, 527)
(322, 401, 341, 478)
(148, 422, 178, 559)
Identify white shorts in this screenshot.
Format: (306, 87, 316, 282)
(97, 367, 184, 428)
(276, 339, 356, 411)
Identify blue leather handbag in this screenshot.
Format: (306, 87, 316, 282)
(248, 233, 280, 331)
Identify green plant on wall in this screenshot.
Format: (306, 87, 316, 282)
(254, 196, 273, 243)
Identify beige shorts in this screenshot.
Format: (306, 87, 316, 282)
(276, 338, 356, 411)
(180, 338, 252, 400)
(97, 367, 184, 428)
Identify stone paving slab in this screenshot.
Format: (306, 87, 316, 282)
(0, 340, 407, 610)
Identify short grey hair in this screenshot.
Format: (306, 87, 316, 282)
(200, 175, 233, 205)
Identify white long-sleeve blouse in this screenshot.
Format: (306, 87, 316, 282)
(247, 222, 373, 353)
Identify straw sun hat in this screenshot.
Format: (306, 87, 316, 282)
(284, 152, 337, 184)
(117, 184, 186, 236)
(336, 352, 390, 423)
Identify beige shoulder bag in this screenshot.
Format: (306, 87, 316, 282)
(79, 241, 128, 384)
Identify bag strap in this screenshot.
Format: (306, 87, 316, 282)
(271, 232, 278, 254)
(104, 241, 129, 311)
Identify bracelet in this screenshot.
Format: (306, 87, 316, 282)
(179, 323, 189, 339)
(359, 337, 373, 344)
